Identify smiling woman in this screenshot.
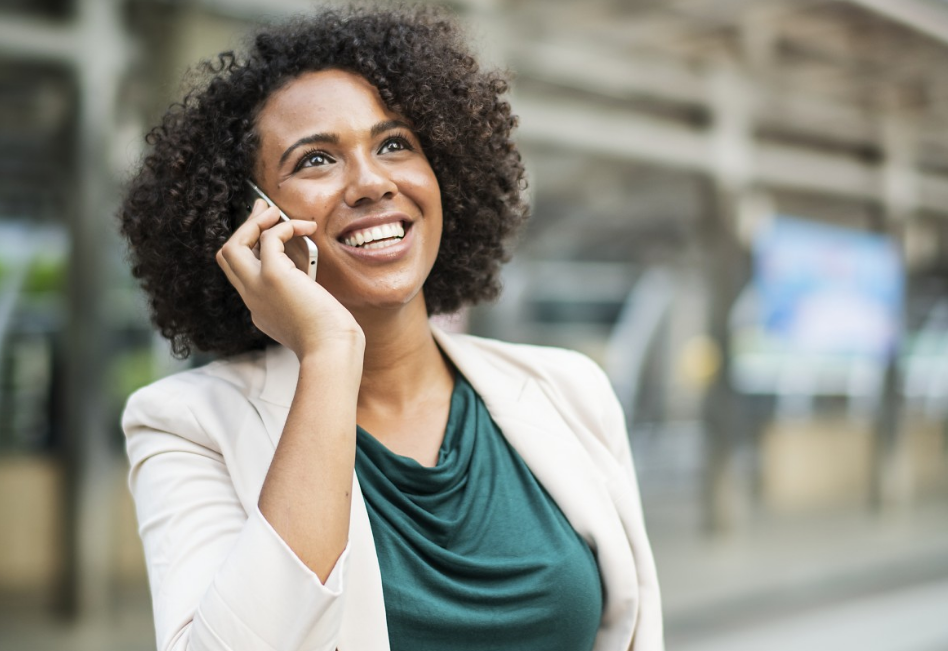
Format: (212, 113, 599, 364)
(117, 5, 662, 651)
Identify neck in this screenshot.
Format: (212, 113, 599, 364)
(350, 296, 452, 410)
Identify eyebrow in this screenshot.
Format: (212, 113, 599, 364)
(278, 132, 338, 168)
(278, 119, 414, 169)
(371, 119, 412, 138)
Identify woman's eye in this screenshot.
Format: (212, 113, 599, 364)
(297, 150, 333, 170)
(379, 136, 413, 154)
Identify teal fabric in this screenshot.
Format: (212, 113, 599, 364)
(354, 373, 603, 651)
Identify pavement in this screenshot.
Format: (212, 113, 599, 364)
(0, 588, 154, 651)
(674, 577, 948, 651)
(652, 499, 948, 651)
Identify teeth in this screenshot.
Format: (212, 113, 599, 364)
(363, 239, 399, 250)
(343, 222, 406, 247)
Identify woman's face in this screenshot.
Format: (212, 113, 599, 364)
(252, 69, 442, 315)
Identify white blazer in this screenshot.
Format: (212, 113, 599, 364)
(123, 326, 664, 651)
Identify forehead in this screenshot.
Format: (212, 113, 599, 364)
(255, 69, 400, 148)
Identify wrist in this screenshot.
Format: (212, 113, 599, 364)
(297, 330, 365, 370)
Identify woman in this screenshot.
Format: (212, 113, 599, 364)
(119, 6, 662, 651)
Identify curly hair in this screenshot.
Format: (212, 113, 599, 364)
(119, 5, 528, 358)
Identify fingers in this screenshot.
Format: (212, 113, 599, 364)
(259, 220, 319, 271)
(219, 209, 318, 287)
(231, 200, 283, 247)
(220, 205, 285, 276)
(216, 247, 247, 297)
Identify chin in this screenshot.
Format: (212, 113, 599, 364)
(343, 285, 428, 315)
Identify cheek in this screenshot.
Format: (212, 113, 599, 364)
(428, 185, 443, 242)
(401, 160, 441, 205)
(278, 186, 338, 243)
(424, 169, 442, 209)
(296, 189, 335, 224)
(413, 177, 443, 232)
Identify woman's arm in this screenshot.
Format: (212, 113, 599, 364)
(217, 201, 366, 583)
(258, 339, 363, 582)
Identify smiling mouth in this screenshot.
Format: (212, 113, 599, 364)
(340, 221, 408, 250)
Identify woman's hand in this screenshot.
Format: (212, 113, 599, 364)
(216, 200, 364, 359)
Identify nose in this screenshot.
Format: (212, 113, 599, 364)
(343, 154, 397, 208)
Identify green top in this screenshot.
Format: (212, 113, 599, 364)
(355, 373, 603, 651)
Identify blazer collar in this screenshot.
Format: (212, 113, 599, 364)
(430, 325, 530, 411)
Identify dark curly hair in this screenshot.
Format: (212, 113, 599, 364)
(119, 4, 528, 358)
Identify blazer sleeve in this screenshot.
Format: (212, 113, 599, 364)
(589, 360, 664, 651)
(123, 380, 350, 651)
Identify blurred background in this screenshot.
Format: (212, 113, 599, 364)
(1, 0, 948, 649)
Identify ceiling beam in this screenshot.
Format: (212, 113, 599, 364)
(514, 94, 948, 214)
(844, 0, 948, 45)
(0, 14, 76, 62)
(511, 41, 877, 144)
(514, 95, 709, 172)
(510, 42, 704, 105)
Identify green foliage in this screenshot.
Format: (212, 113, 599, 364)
(110, 348, 158, 400)
(23, 256, 66, 294)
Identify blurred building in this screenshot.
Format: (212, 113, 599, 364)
(1, 1, 947, 650)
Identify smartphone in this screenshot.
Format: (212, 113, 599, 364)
(244, 180, 318, 281)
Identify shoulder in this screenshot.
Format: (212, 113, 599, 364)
(125, 348, 268, 410)
(446, 332, 609, 389)
(444, 332, 616, 423)
(121, 349, 269, 449)
(443, 331, 629, 460)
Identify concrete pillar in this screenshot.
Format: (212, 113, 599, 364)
(871, 102, 919, 512)
(700, 56, 756, 533)
(59, 0, 130, 619)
